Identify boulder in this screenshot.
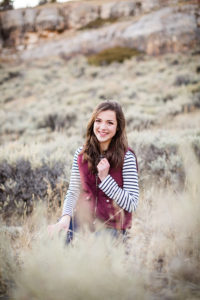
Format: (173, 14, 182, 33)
(141, 0, 182, 12)
(62, 2, 100, 29)
(0, 9, 24, 32)
(141, 0, 162, 12)
(23, 8, 38, 32)
(100, 0, 141, 19)
(0, 9, 24, 46)
(35, 6, 65, 32)
(123, 6, 199, 55)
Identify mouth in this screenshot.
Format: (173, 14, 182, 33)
(98, 131, 108, 137)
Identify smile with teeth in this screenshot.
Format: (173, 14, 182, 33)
(98, 131, 108, 137)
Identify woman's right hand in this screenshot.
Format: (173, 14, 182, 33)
(47, 215, 71, 238)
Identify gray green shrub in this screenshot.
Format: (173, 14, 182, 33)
(88, 47, 143, 66)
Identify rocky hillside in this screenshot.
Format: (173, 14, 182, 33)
(0, 0, 199, 61)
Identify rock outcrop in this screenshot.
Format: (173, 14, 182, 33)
(0, 0, 199, 60)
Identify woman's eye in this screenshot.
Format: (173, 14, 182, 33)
(108, 122, 113, 125)
(95, 119, 100, 123)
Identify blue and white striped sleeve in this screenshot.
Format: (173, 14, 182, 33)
(98, 151, 139, 212)
(62, 146, 82, 217)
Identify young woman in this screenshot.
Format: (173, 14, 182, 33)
(48, 101, 139, 239)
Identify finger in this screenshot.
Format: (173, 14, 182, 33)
(62, 227, 69, 233)
(55, 224, 62, 234)
(102, 158, 108, 162)
(100, 159, 107, 164)
(100, 162, 109, 168)
(98, 162, 108, 168)
(97, 165, 106, 171)
(99, 159, 105, 163)
(102, 158, 109, 165)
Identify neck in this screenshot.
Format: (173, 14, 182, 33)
(100, 142, 109, 153)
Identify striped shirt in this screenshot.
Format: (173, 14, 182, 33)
(62, 146, 139, 217)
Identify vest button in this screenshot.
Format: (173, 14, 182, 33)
(106, 199, 110, 203)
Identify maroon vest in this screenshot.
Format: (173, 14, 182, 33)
(77, 148, 138, 230)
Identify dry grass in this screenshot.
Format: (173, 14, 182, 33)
(0, 42, 200, 299)
(0, 51, 199, 144)
(0, 146, 199, 299)
(0, 51, 199, 177)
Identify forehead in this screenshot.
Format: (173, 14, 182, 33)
(96, 110, 117, 121)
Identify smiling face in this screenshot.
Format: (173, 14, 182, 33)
(93, 110, 117, 151)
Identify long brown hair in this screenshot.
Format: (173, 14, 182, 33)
(82, 101, 128, 173)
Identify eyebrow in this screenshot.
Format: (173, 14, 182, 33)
(96, 118, 115, 122)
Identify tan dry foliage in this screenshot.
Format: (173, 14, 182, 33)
(0, 145, 198, 299)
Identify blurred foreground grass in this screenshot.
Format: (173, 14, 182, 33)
(0, 145, 199, 300)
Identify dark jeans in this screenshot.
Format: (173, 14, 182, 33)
(66, 217, 127, 244)
(65, 217, 78, 244)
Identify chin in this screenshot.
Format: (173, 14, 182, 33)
(98, 136, 109, 143)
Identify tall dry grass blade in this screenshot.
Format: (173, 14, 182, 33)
(12, 228, 147, 300)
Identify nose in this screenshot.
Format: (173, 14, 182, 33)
(100, 122, 107, 130)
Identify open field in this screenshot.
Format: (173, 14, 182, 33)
(0, 48, 200, 298)
(1, 145, 200, 299)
